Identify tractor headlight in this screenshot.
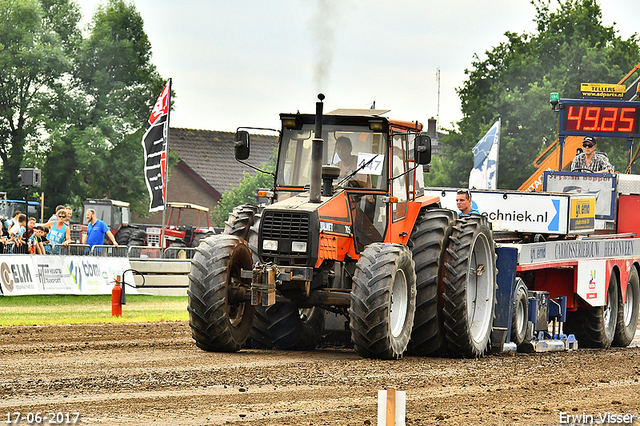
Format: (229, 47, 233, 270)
(291, 241, 307, 253)
(262, 239, 278, 251)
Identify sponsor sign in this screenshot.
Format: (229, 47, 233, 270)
(544, 172, 616, 220)
(517, 238, 640, 265)
(577, 259, 606, 306)
(0, 257, 37, 295)
(569, 197, 596, 230)
(425, 189, 571, 234)
(0, 255, 136, 296)
(580, 83, 625, 99)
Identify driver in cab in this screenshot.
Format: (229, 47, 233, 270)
(570, 136, 614, 173)
(334, 136, 370, 188)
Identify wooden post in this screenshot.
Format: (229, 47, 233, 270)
(386, 386, 396, 426)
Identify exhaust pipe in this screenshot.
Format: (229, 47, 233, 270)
(309, 93, 324, 203)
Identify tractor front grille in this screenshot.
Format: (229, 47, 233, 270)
(261, 211, 310, 241)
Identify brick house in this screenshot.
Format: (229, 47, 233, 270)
(137, 128, 277, 226)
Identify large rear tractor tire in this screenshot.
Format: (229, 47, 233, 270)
(613, 268, 640, 347)
(187, 235, 255, 352)
(511, 278, 529, 347)
(251, 304, 325, 350)
(443, 215, 497, 358)
(565, 273, 619, 348)
(349, 243, 416, 359)
(407, 208, 456, 356)
(115, 226, 145, 246)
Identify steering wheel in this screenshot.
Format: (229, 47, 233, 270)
(572, 168, 593, 173)
(346, 178, 364, 188)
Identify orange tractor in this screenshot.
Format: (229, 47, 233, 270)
(188, 95, 496, 359)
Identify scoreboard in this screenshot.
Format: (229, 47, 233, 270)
(559, 98, 640, 138)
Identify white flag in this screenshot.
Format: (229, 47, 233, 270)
(468, 119, 500, 190)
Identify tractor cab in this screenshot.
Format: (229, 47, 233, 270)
(236, 106, 434, 262)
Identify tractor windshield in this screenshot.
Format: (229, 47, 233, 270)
(277, 124, 387, 190)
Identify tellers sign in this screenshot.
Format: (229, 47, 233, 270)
(559, 99, 640, 138)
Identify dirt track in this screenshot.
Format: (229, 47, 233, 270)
(0, 322, 639, 426)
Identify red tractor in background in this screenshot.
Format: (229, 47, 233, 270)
(71, 199, 216, 251)
(145, 202, 216, 251)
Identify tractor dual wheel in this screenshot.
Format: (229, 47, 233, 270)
(565, 273, 619, 349)
(250, 305, 325, 350)
(443, 215, 497, 358)
(350, 243, 417, 360)
(187, 235, 255, 352)
(613, 267, 640, 347)
(511, 278, 529, 347)
(407, 208, 456, 356)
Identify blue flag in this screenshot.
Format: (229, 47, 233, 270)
(469, 119, 500, 189)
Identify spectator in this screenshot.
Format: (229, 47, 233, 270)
(8, 214, 26, 247)
(31, 226, 49, 255)
(25, 217, 36, 239)
(23, 217, 36, 253)
(44, 209, 71, 254)
(47, 205, 66, 223)
(84, 208, 119, 251)
(5, 210, 21, 231)
(65, 206, 73, 224)
(456, 189, 480, 216)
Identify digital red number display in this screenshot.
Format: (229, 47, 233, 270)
(562, 104, 639, 135)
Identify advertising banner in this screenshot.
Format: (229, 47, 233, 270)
(0, 256, 136, 296)
(425, 189, 570, 234)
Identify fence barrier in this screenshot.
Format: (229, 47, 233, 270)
(0, 242, 200, 259)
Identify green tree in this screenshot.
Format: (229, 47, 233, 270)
(0, 0, 81, 198)
(42, 0, 166, 215)
(428, 0, 640, 190)
(211, 152, 277, 227)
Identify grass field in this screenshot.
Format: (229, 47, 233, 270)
(0, 295, 189, 326)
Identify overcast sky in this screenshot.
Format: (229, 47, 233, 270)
(75, 0, 640, 133)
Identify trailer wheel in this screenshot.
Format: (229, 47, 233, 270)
(443, 215, 496, 358)
(187, 235, 255, 352)
(350, 243, 416, 359)
(250, 304, 325, 350)
(407, 208, 456, 356)
(566, 273, 619, 348)
(223, 204, 258, 240)
(613, 268, 640, 347)
(511, 278, 529, 347)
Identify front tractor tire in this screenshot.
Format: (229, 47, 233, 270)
(349, 243, 417, 360)
(443, 215, 497, 358)
(187, 235, 255, 352)
(407, 208, 456, 356)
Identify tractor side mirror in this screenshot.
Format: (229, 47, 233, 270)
(414, 134, 431, 165)
(235, 131, 250, 160)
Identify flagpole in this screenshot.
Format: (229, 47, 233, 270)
(495, 117, 501, 190)
(160, 78, 171, 257)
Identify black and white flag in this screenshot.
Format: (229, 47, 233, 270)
(142, 81, 170, 212)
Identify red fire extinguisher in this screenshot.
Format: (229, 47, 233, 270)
(112, 275, 122, 317)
